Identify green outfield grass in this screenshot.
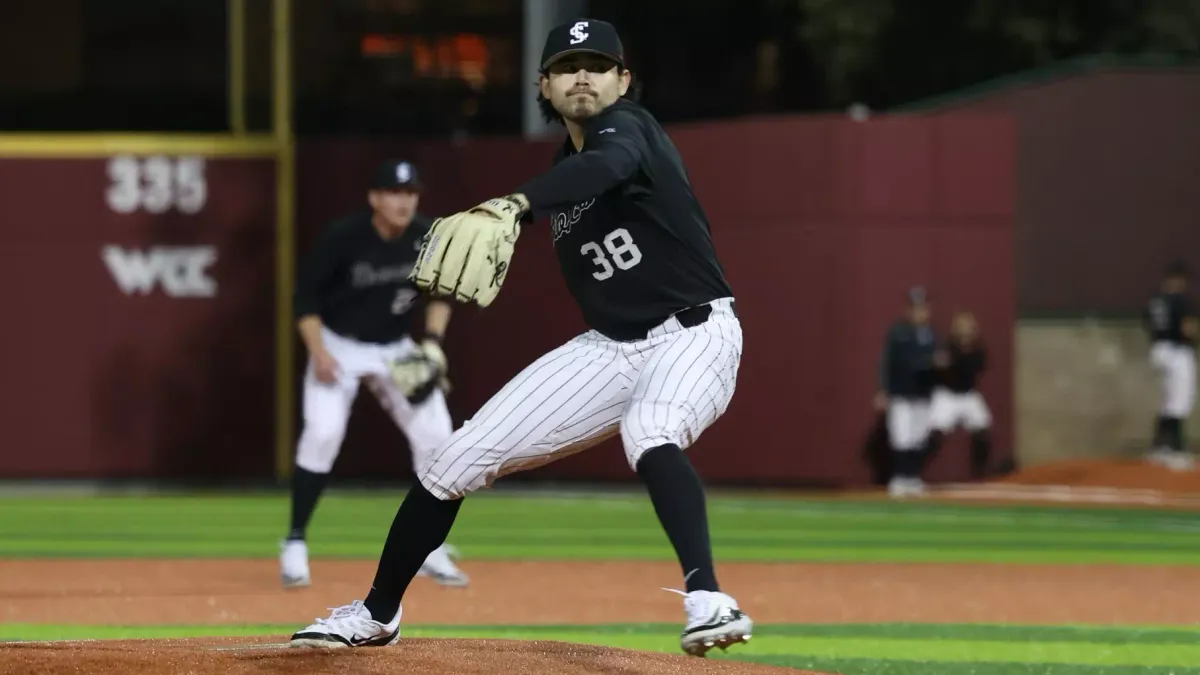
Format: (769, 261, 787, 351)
(2, 489, 1200, 564)
(2, 489, 1200, 673)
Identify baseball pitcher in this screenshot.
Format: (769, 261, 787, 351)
(290, 19, 751, 657)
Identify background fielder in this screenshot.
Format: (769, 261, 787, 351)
(1144, 260, 1197, 472)
(290, 19, 753, 658)
(923, 311, 993, 480)
(281, 159, 467, 589)
(877, 286, 940, 498)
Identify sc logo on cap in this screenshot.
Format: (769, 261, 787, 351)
(569, 21, 589, 45)
(396, 162, 412, 183)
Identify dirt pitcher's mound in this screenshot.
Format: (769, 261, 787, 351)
(0, 636, 820, 675)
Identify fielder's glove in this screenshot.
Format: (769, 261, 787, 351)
(388, 338, 450, 404)
(409, 196, 524, 307)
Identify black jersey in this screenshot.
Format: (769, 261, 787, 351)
(516, 99, 733, 341)
(941, 341, 986, 393)
(293, 210, 432, 344)
(879, 320, 938, 398)
(1145, 291, 1194, 345)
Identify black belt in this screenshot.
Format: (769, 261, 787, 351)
(673, 300, 736, 329)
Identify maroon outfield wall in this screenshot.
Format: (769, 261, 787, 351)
(297, 113, 1015, 488)
(0, 156, 277, 480)
(912, 66, 1200, 316)
(0, 113, 1012, 484)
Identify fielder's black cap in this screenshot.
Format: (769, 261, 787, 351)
(540, 19, 625, 72)
(1167, 259, 1189, 278)
(370, 159, 423, 191)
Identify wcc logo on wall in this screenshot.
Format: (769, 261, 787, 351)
(100, 155, 219, 298)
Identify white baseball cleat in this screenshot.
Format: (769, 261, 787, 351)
(279, 539, 311, 589)
(417, 543, 470, 587)
(887, 476, 927, 498)
(1147, 448, 1196, 472)
(289, 600, 401, 648)
(667, 589, 754, 657)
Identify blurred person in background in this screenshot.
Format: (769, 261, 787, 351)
(876, 286, 940, 497)
(280, 160, 469, 589)
(1144, 260, 1197, 472)
(922, 311, 993, 480)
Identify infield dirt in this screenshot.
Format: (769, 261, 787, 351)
(4, 558, 1200, 674)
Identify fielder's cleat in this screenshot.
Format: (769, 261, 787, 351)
(666, 588, 754, 657)
(279, 539, 311, 589)
(417, 543, 470, 588)
(1147, 448, 1196, 472)
(289, 600, 400, 648)
(887, 476, 927, 498)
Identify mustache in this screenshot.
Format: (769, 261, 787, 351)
(568, 87, 596, 96)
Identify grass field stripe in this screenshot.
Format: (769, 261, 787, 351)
(7, 494, 1200, 536)
(6, 517, 1194, 543)
(730, 636, 1200, 666)
(9, 623, 1200, 658)
(397, 632, 1200, 666)
(5, 543, 1200, 565)
(5, 545, 1200, 565)
(741, 656, 1200, 675)
(9, 518, 1198, 542)
(7, 492, 1199, 525)
(8, 528, 1200, 551)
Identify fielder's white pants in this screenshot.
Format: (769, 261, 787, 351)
(295, 327, 454, 475)
(929, 387, 991, 432)
(419, 298, 743, 500)
(887, 398, 931, 452)
(1151, 341, 1196, 418)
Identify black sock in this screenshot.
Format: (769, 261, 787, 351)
(288, 467, 331, 541)
(363, 482, 461, 622)
(1166, 417, 1184, 451)
(1154, 416, 1170, 448)
(969, 430, 991, 479)
(922, 431, 944, 472)
(892, 449, 920, 479)
(636, 444, 719, 593)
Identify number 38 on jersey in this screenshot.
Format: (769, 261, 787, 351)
(581, 228, 642, 281)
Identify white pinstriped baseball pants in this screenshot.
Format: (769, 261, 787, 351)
(419, 298, 742, 500)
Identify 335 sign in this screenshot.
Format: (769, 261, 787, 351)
(105, 155, 208, 214)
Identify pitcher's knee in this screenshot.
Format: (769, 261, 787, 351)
(622, 428, 689, 470)
(418, 462, 495, 501)
(417, 429, 499, 501)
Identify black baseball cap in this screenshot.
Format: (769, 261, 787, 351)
(370, 159, 423, 191)
(907, 286, 929, 306)
(539, 19, 625, 72)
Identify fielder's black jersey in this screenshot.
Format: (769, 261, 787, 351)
(941, 341, 986, 393)
(293, 210, 432, 344)
(1145, 291, 1193, 345)
(879, 320, 938, 398)
(516, 99, 733, 341)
